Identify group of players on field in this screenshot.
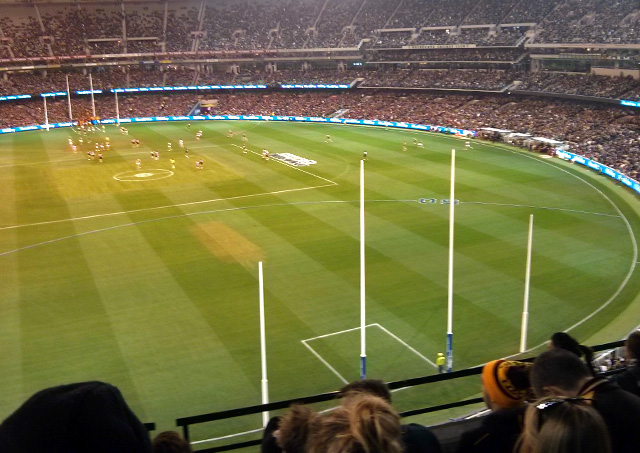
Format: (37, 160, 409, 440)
(68, 123, 475, 173)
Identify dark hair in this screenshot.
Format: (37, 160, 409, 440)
(531, 349, 591, 398)
(626, 330, 640, 360)
(550, 332, 595, 375)
(276, 404, 320, 453)
(152, 431, 192, 453)
(339, 379, 392, 403)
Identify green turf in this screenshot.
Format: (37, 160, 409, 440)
(1, 120, 640, 445)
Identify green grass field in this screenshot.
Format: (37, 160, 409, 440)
(1, 120, 640, 445)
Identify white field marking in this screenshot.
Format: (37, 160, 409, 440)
(0, 200, 400, 256)
(484, 145, 638, 356)
(302, 323, 437, 384)
(301, 340, 350, 384)
(231, 144, 338, 186)
(0, 184, 335, 231)
(302, 323, 378, 341)
(0, 199, 358, 256)
(372, 323, 438, 368)
(301, 324, 379, 385)
(462, 201, 621, 218)
(189, 428, 263, 446)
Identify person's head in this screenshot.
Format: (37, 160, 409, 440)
(549, 332, 594, 368)
(481, 359, 533, 410)
(310, 394, 402, 453)
(625, 330, 640, 361)
(276, 404, 320, 453)
(531, 349, 591, 398)
(339, 379, 392, 404)
(0, 381, 151, 453)
(152, 431, 192, 453)
(519, 397, 612, 453)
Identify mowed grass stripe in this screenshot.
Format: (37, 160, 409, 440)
(111, 190, 273, 414)
(10, 133, 140, 420)
(0, 134, 28, 415)
(2, 121, 640, 431)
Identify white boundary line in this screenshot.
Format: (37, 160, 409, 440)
(462, 201, 621, 218)
(0, 184, 334, 231)
(301, 323, 437, 385)
(189, 428, 263, 446)
(301, 340, 350, 384)
(486, 145, 639, 356)
(373, 323, 438, 368)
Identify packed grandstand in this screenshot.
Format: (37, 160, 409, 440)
(1, 0, 640, 452)
(0, 0, 638, 182)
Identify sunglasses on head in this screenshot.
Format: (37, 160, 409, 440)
(535, 397, 594, 411)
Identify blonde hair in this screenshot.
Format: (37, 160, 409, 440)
(518, 397, 611, 453)
(310, 394, 403, 453)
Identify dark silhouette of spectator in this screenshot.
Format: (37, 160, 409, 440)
(531, 348, 640, 453)
(611, 330, 640, 398)
(549, 331, 596, 375)
(456, 359, 533, 453)
(0, 381, 152, 453)
(151, 431, 192, 453)
(261, 404, 320, 453)
(518, 396, 612, 453)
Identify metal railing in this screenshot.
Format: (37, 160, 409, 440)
(175, 340, 625, 452)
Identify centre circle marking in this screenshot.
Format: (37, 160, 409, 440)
(113, 169, 174, 181)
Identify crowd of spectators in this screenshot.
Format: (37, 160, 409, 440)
(2, 67, 640, 101)
(373, 26, 528, 48)
(360, 69, 515, 90)
(536, 0, 639, 45)
(0, 0, 638, 57)
(3, 85, 639, 180)
(262, 330, 640, 453)
(369, 48, 526, 62)
(1, 326, 637, 453)
(462, 0, 520, 26)
(517, 72, 640, 99)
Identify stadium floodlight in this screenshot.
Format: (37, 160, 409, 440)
(259, 261, 270, 427)
(360, 158, 367, 379)
(446, 149, 455, 373)
(520, 214, 534, 352)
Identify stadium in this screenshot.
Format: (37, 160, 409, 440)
(0, 0, 639, 451)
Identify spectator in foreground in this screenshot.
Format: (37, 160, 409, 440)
(152, 430, 193, 453)
(531, 348, 640, 453)
(0, 381, 151, 453)
(548, 331, 596, 375)
(261, 404, 320, 453)
(340, 379, 442, 453)
(611, 330, 640, 397)
(310, 393, 403, 453)
(455, 359, 533, 453)
(263, 379, 442, 453)
(518, 396, 612, 453)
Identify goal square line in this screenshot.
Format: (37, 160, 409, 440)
(301, 323, 437, 384)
